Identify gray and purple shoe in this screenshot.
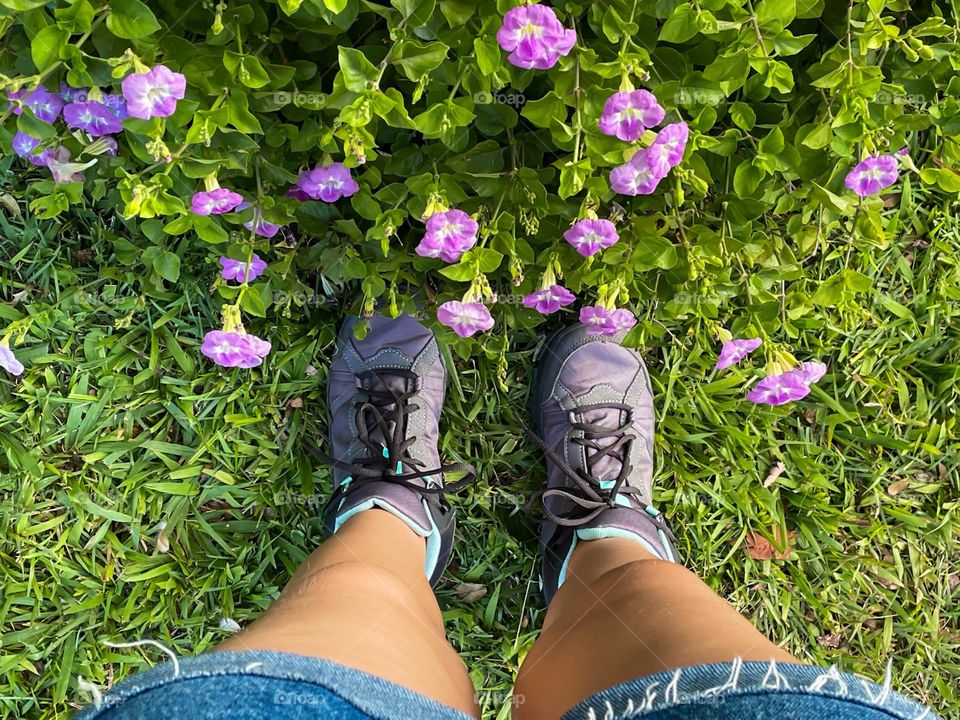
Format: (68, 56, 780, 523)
(529, 324, 679, 604)
(323, 312, 474, 586)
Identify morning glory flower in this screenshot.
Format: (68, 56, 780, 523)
(523, 284, 576, 314)
(63, 101, 124, 136)
(563, 218, 619, 257)
(11, 86, 63, 123)
(715, 337, 762, 370)
(201, 330, 271, 368)
(437, 301, 494, 338)
(415, 209, 479, 263)
(101, 92, 129, 120)
(236, 202, 281, 238)
(192, 188, 244, 215)
(60, 83, 88, 102)
(598, 90, 665, 141)
(496, 4, 576, 70)
(844, 155, 899, 197)
(746, 372, 811, 405)
(46, 147, 89, 183)
(285, 175, 314, 202)
(646, 122, 689, 174)
(12, 131, 53, 166)
(297, 163, 360, 202)
(792, 361, 827, 384)
(121, 65, 187, 119)
(579, 306, 637, 336)
(0, 343, 24, 376)
(609, 149, 667, 196)
(220, 254, 268, 283)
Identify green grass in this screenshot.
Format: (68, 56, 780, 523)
(1, 188, 958, 719)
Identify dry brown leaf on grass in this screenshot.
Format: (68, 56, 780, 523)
(887, 478, 910, 495)
(763, 461, 786, 487)
(744, 527, 797, 560)
(453, 582, 488, 603)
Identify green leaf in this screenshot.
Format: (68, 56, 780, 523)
(920, 167, 960, 193)
(154, 250, 181, 283)
(733, 161, 765, 197)
(0, 0, 48, 9)
(324, 0, 349, 12)
(391, 0, 435, 26)
(755, 0, 795, 32)
(31, 26, 67, 72)
(521, 91, 565, 128)
(473, 35, 501, 76)
(56, 0, 95, 32)
(659, 3, 698, 43)
(394, 40, 448, 81)
(224, 52, 272, 89)
(106, 0, 161, 39)
(729, 101, 755, 131)
(338, 46, 379, 92)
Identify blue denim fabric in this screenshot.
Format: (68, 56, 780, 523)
(74, 650, 472, 720)
(76, 652, 939, 720)
(562, 659, 940, 720)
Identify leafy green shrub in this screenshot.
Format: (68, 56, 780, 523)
(1, 0, 959, 387)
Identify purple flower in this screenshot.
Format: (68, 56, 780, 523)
(844, 155, 898, 197)
(715, 337, 762, 370)
(296, 163, 360, 202)
(563, 218, 619, 257)
(237, 202, 281, 238)
(746, 372, 811, 406)
(0, 343, 24, 376)
(523, 284, 576, 314)
(286, 178, 313, 202)
(12, 86, 64, 123)
(792, 361, 827, 385)
(121, 65, 187, 120)
(192, 188, 244, 215)
(101, 92, 129, 120)
(496, 4, 576, 70)
(220, 254, 268, 283)
(437, 301, 494, 338)
(60, 83, 88, 102)
(63, 101, 123, 136)
(12, 131, 53, 166)
(646, 122, 689, 174)
(609, 149, 667, 196)
(201, 330, 271, 368)
(415, 209, 479, 263)
(47, 147, 85, 183)
(598, 90, 665, 142)
(579, 306, 637, 336)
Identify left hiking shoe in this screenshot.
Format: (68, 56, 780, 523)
(323, 312, 474, 586)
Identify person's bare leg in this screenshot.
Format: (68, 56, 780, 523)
(514, 538, 797, 719)
(215, 509, 479, 717)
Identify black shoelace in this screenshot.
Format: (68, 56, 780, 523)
(324, 368, 474, 508)
(526, 402, 644, 527)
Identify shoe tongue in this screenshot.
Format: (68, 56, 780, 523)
(360, 370, 415, 475)
(577, 406, 629, 483)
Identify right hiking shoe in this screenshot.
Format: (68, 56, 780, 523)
(528, 324, 679, 604)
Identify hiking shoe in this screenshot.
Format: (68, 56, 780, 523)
(323, 312, 474, 586)
(528, 324, 678, 604)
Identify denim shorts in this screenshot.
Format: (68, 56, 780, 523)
(75, 650, 939, 720)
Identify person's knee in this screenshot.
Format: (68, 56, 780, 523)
(595, 557, 693, 595)
(282, 560, 415, 603)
